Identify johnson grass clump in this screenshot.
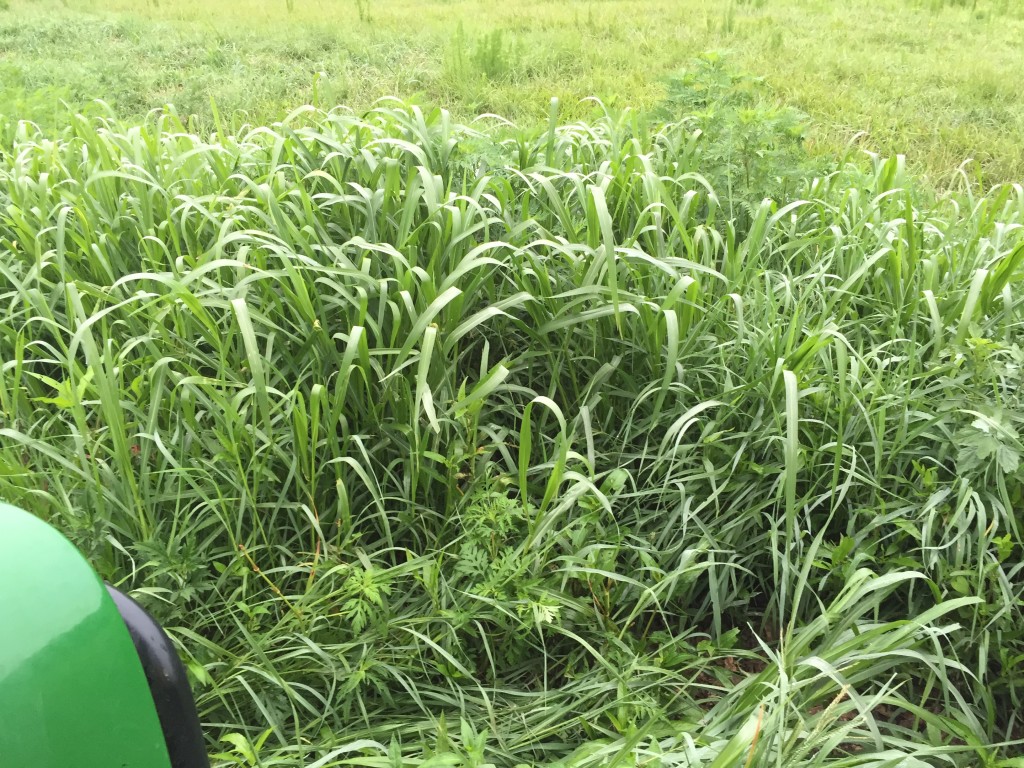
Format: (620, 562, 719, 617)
(1, 90, 1023, 766)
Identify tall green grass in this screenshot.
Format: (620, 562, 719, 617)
(1, 98, 1023, 766)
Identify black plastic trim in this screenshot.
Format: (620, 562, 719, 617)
(106, 585, 211, 768)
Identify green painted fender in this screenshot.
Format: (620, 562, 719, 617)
(0, 502, 174, 768)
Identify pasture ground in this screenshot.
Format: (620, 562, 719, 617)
(1, 0, 1024, 182)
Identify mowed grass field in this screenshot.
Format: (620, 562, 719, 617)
(2, 0, 1024, 184)
(2, 1, 1024, 767)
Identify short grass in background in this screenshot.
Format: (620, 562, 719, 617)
(1, 0, 1024, 184)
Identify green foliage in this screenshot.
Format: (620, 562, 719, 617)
(659, 53, 811, 201)
(470, 29, 522, 83)
(956, 408, 1022, 477)
(2, 98, 1024, 767)
(445, 24, 525, 112)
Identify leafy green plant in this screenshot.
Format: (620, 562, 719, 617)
(471, 29, 521, 82)
(658, 53, 811, 202)
(446, 24, 523, 91)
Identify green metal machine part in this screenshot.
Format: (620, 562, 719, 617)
(0, 502, 207, 767)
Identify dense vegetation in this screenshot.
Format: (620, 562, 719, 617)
(2, 0, 1024, 762)
(2, 51, 1023, 764)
